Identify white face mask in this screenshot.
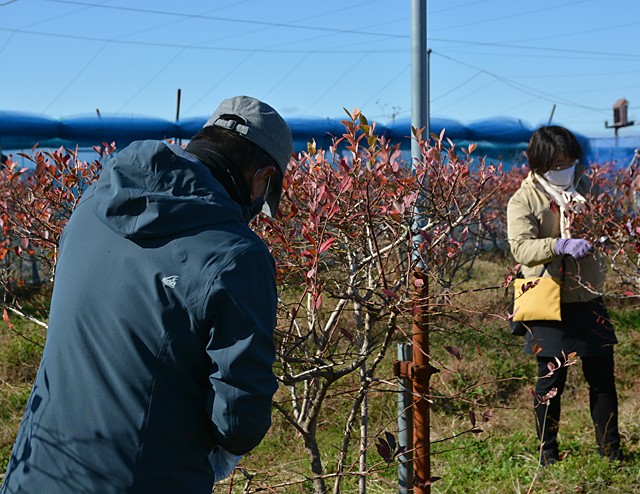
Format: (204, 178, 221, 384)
(544, 164, 576, 188)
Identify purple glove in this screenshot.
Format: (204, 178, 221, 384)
(553, 238, 592, 259)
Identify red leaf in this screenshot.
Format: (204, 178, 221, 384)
(338, 176, 352, 193)
(318, 237, 335, 254)
(384, 432, 397, 452)
(340, 328, 354, 343)
(444, 345, 462, 360)
(468, 410, 476, 427)
(417, 477, 442, 487)
(382, 288, 400, 300)
(394, 446, 407, 459)
(376, 438, 391, 462)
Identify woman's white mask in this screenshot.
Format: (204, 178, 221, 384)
(544, 164, 576, 188)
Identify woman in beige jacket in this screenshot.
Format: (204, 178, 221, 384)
(507, 126, 622, 466)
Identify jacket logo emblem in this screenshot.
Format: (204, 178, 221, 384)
(162, 275, 179, 288)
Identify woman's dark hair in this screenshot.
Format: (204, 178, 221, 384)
(527, 126, 583, 174)
(189, 118, 278, 175)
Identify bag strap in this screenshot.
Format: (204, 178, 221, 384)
(537, 255, 567, 281)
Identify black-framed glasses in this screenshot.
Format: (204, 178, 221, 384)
(549, 158, 578, 171)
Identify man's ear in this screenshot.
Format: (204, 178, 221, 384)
(249, 165, 276, 200)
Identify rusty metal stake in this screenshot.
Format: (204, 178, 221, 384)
(394, 270, 438, 494)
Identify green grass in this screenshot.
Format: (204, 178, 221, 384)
(0, 316, 44, 473)
(0, 284, 49, 474)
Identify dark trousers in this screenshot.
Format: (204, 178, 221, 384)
(534, 355, 621, 458)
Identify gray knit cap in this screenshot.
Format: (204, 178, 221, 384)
(204, 96, 293, 217)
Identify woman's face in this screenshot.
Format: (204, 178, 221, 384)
(546, 152, 577, 174)
(543, 152, 579, 188)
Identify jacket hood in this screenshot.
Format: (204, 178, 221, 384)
(92, 140, 244, 239)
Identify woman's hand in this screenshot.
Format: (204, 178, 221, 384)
(553, 238, 593, 259)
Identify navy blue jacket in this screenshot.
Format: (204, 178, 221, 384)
(1, 141, 278, 493)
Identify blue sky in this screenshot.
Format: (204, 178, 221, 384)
(1, 0, 639, 138)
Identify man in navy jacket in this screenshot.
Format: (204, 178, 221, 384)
(0, 96, 292, 493)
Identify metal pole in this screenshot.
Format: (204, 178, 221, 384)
(410, 2, 433, 493)
(360, 361, 368, 494)
(411, 0, 427, 163)
(397, 343, 414, 494)
(176, 88, 182, 146)
(426, 48, 431, 140)
(175, 88, 182, 123)
(548, 104, 556, 125)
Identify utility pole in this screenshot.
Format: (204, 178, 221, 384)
(394, 2, 439, 494)
(410, 0, 427, 162)
(409, 2, 432, 492)
(605, 98, 635, 145)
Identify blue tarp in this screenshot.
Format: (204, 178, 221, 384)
(1, 110, 638, 168)
(0, 111, 62, 146)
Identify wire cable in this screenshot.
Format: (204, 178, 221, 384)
(4, 0, 114, 112)
(181, 0, 386, 115)
(0, 0, 109, 56)
(115, 47, 186, 115)
(432, 51, 606, 114)
(43, 41, 110, 113)
(431, 71, 484, 103)
(183, 51, 257, 116)
(429, 37, 640, 61)
(359, 64, 411, 112)
(3, 23, 638, 61)
(502, 18, 640, 44)
(0, 26, 404, 54)
(261, 54, 308, 100)
(429, 0, 595, 34)
(114, 2, 260, 114)
(41, 0, 408, 39)
(187, 0, 389, 106)
(302, 52, 371, 115)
